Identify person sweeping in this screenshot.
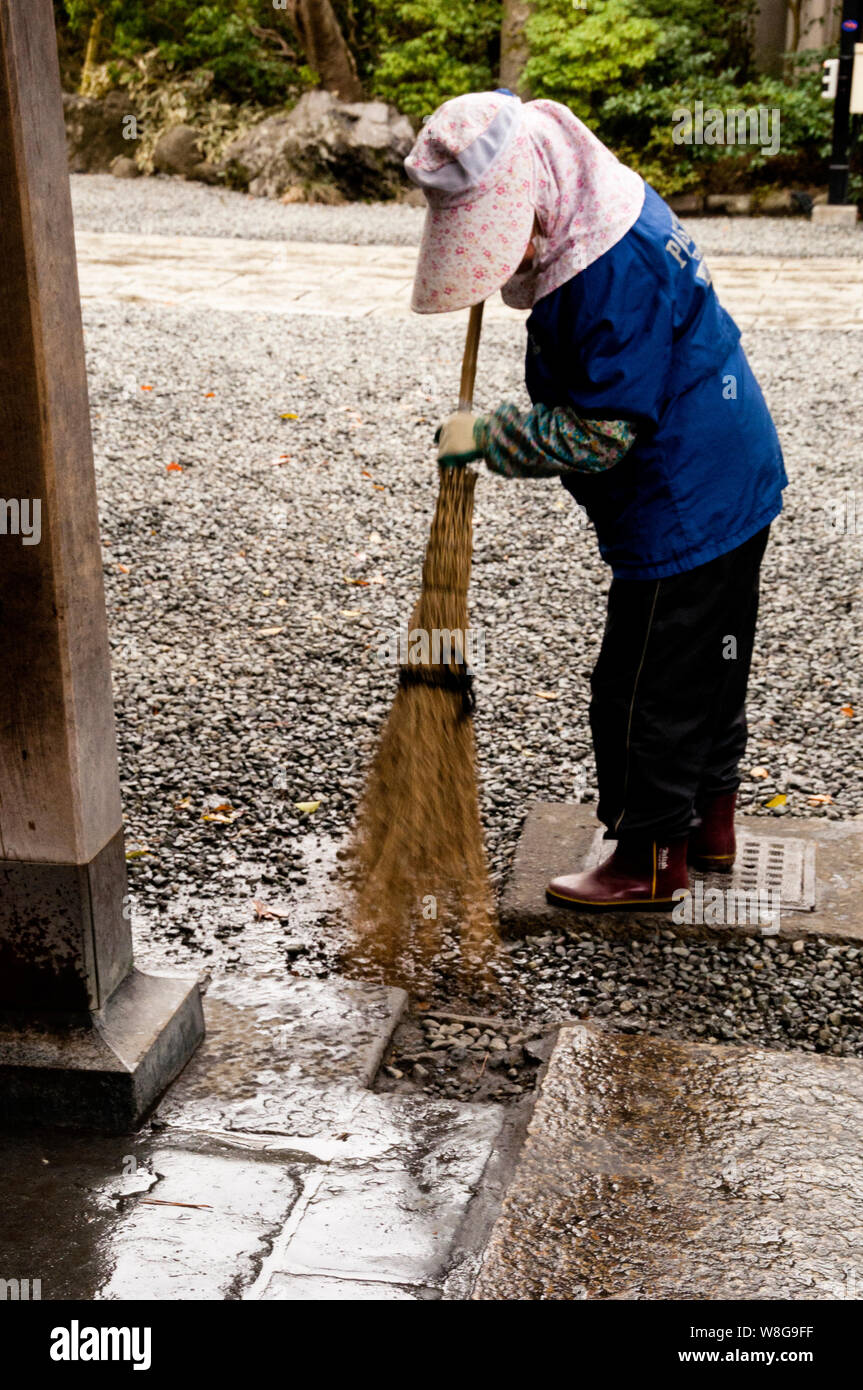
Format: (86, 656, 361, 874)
(404, 91, 786, 912)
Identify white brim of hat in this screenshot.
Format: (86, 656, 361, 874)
(410, 154, 535, 314)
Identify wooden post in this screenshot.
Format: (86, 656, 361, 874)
(0, 0, 203, 1129)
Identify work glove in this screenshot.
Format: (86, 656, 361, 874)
(435, 411, 486, 468)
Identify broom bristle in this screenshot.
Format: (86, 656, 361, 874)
(349, 466, 498, 983)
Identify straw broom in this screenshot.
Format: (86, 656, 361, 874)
(350, 302, 496, 980)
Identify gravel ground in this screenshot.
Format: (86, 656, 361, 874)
(71, 171, 863, 257)
(87, 291, 863, 1089)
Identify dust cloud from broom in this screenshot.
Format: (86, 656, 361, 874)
(349, 302, 498, 983)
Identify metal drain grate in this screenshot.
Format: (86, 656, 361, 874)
(583, 830, 816, 911)
(732, 834, 816, 910)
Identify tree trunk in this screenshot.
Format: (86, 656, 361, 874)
(79, 8, 103, 96)
(283, 0, 363, 102)
(500, 0, 531, 98)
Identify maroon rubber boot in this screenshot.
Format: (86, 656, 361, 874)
(688, 791, 737, 873)
(546, 837, 689, 912)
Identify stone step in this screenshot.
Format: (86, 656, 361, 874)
(473, 1021, 863, 1300)
(501, 800, 863, 945)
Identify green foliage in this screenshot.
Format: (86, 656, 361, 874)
(367, 0, 500, 119)
(524, 0, 663, 120)
(524, 1, 848, 197)
(58, 1, 308, 105)
(132, 5, 294, 105)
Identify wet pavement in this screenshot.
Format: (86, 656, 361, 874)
(6, 958, 863, 1301)
(474, 1022, 863, 1300)
(0, 973, 503, 1300)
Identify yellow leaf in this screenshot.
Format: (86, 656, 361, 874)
(202, 802, 243, 824)
(765, 794, 787, 808)
(280, 412, 298, 420)
(125, 848, 150, 859)
(294, 800, 320, 814)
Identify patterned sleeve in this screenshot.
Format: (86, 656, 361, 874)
(475, 401, 636, 480)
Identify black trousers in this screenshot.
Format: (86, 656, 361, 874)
(590, 526, 770, 841)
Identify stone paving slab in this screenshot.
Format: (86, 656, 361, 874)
(98, 1138, 304, 1300)
(501, 801, 863, 944)
(473, 1022, 863, 1300)
(75, 232, 863, 327)
(249, 1090, 503, 1296)
(151, 974, 407, 1137)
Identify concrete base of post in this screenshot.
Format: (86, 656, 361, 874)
(812, 203, 860, 227)
(0, 969, 204, 1132)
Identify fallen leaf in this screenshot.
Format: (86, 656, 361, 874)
(765, 793, 787, 808)
(258, 626, 285, 637)
(174, 796, 192, 811)
(166, 462, 183, 473)
(140, 385, 153, 391)
(204, 392, 215, 398)
(808, 794, 834, 805)
(125, 848, 150, 859)
(252, 899, 289, 921)
(841, 704, 855, 717)
(340, 609, 364, 618)
(280, 412, 299, 420)
(750, 766, 770, 778)
(117, 563, 130, 573)
(535, 690, 559, 700)
(294, 800, 320, 814)
(202, 802, 243, 824)
(344, 576, 370, 586)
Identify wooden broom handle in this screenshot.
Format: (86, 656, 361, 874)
(458, 301, 485, 411)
